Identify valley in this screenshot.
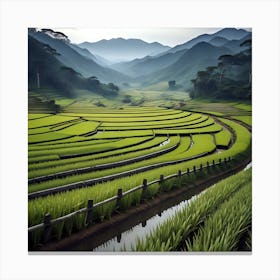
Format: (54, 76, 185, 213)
(28, 27, 252, 252)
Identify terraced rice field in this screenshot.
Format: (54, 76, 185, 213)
(28, 106, 251, 249)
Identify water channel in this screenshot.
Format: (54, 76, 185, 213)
(93, 162, 252, 252)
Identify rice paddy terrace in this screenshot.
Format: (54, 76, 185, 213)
(28, 106, 251, 249)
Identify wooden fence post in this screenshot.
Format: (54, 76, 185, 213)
(141, 179, 148, 201)
(86, 199, 93, 225)
(187, 168, 190, 174)
(117, 233, 122, 243)
(43, 213, 52, 244)
(219, 158, 222, 165)
(207, 161, 209, 168)
(178, 170, 182, 177)
(159, 174, 164, 191)
(116, 188, 123, 209)
(224, 157, 227, 163)
(228, 156, 231, 161)
(200, 164, 203, 171)
(193, 166, 196, 172)
(212, 160, 215, 166)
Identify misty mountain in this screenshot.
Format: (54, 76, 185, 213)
(208, 36, 230, 47)
(28, 29, 129, 83)
(111, 49, 187, 77)
(138, 42, 233, 89)
(223, 33, 252, 53)
(213, 28, 250, 40)
(69, 44, 111, 67)
(164, 28, 250, 55)
(78, 38, 171, 63)
(111, 28, 251, 80)
(28, 36, 120, 98)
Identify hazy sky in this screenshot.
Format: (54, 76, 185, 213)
(53, 27, 251, 47)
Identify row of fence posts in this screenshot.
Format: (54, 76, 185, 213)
(35, 156, 231, 244)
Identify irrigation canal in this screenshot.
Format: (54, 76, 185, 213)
(52, 161, 252, 252)
(93, 162, 252, 252)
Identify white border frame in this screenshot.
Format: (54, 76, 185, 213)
(1, 0, 280, 279)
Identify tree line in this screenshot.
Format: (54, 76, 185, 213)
(190, 39, 251, 100)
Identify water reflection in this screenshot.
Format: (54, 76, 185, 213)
(93, 195, 198, 252)
(244, 162, 252, 170)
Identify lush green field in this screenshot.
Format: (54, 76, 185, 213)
(127, 168, 251, 251)
(28, 106, 251, 249)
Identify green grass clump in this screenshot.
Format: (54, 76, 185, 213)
(127, 168, 251, 251)
(186, 181, 251, 251)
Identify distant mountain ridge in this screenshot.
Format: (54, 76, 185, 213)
(78, 38, 171, 63)
(28, 36, 120, 98)
(165, 28, 250, 54)
(137, 42, 234, 89)
(111, 28, 251, 86)
(28, 27, 251, 95)
(28, 29, 129, 83)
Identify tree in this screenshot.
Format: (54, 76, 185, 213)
(168, 80, 176, 89)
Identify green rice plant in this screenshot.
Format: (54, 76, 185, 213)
(146, 182, 160, 198)
(78, 111, 189, 122)
(214, 129, 232, 147)
(28, 156, 249, 247)
(233, 104, 252, 111)
(28, 154, 60, 163)
(28, 115, 79, 129)
(28, 126, 53, 135)
(154, 124, 222, 135)
(55, 120, 100, 135)
(28, 133, 217, 193)
(186, 182, 251, 251)
(28, 139, 116, 152)
(29, 136, 152, 160)
(28, 132, 73, 144)
(100, 114, 203, 128)
(28, 137, 189, 192)
(100, 116, 212, 131)
(28, 135, 165, 170)
(92, 130, 154, 139)
(31, 135, 114, 146)
(232, 116, 252, 126)
(120, 189, 142, 210)
(94, 201, 116, 222)
(28, 136, 170, 178)
(127, 168, 251, 251)
(52, 221, 65, 240)
(29, 118, 250, 202)
(28, 113, 51, 120)
(28, 114, 251, 247)
(245, 229, 252, 250)
(159, 178, 175, 192)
